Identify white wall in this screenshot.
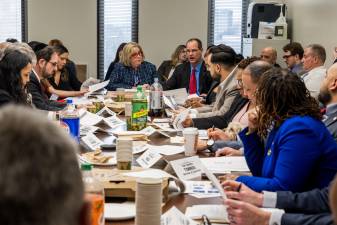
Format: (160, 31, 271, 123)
(27, 0, 97, 78)
(27, 0, 337, 74)
(139, 0, 208, 67)
(285, 0, 337, 66)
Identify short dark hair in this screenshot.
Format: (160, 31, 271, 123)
(307, 44, 326, 63)
(0, 105, 84, 225)
(245, 60, 272, 83)
(27, 41, 48, 54)
(36, 46, 56, 62)
(186, 38, 203, 50)
(210, 44, 237, 68)
(283, 42, 304, 59)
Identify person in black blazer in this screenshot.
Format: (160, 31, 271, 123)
(164, 38, 213, 95)
(27, 46, 66, 111)
(157, 44, 187, 84)
(223, 180, 333, 225)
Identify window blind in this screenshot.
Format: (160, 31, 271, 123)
(0, 0, 26, 42)
(208, 0, 249, 53)
(97, 0, 138, 80)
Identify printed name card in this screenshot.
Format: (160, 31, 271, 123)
(136, 149, 162, 168)
(170, 156, 203, 181)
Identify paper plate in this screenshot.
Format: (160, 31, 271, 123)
(78, 152, 117, 166)
(104, 202, 136, 220)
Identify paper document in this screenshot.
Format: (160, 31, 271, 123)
(185, 205, 228, 222)
(198, 130, 209, 140)
(163, 88, 188, 105)
(103, 116, 125, 129)
(199, 158, 227, 200)
(136, 149, 162, 168)
(81, 133, 104, 151)
(183, 180, 220, 198)
(148, 144, 185, 156)
(67, 96, 92, 105)
(123, 168, 174, 179)
(161, 207, 198, 225)
(96, 106, 116, 118)
(80, 125, 99, 136)
(85, 80, 109, 96)
(200, 157, 249, 173)
(172, 108, 190, 130)
(80, 111, 104, 126)
(170, 156, 203, 181)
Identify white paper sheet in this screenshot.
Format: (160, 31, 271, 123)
(81, 133, 104, 150)
(183, 180, 220, 197)
(147, 144, 185, 156)
(173, 109, 190, 130)
(103, 116, 125, 129)
(200, 157, 249, 173)
(185, 205, 228, 222)
(123, 168, 174, 179)
(67, 96, 92, 105)
(85, 80, 109, 96)
(163, 88, 188, 105)
(161, 207, 198, 225)
(152, 118, 171, 123)
(170, 156, 203, 180)
(96, 106, 116, 118)
(80, 125, 99, 136)
(80, 111, 104, 126)
(170, 136, 185, 144)
(136, 149, 162, 168)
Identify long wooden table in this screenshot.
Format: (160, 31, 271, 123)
(83, 115, 225, 225)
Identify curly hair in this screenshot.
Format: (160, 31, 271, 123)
(255, 68, 321, 138)
(0, 49, 31, 104)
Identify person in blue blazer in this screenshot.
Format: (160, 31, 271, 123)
(236, 68, 337, 192)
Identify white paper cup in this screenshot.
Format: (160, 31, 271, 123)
(182, 128, 199, 156)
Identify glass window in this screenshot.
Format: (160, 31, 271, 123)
(209, 0, 248, 53)
(0, 0, 26, 42)
(98, 0, 138, 80)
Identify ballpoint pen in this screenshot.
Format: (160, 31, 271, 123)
(201, 214, 212, 225)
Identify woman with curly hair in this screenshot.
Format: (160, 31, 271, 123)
(0, 49, 32, 106)
(235, 67, 337, 192)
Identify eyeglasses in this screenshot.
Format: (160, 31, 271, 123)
(48, 61, 58, 67)
(131, 52, 142, 58)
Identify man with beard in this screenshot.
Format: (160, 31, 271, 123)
(318, 63, 337, 141)
(27, 46, 66, 111)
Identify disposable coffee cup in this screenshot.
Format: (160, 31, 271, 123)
(182, 127, 199, 156)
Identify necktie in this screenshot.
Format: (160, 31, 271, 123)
(189, 67, 197, 94)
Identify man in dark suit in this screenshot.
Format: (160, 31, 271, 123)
(27, 46, 66, 111)
(164, 38, 213, 95)
(223, 180, 333, 225)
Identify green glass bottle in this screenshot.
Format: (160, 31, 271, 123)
(131, 85, 148, 131)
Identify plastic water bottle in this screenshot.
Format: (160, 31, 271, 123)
(81, 163, 105, 225)
(131, 85, 148, 131)
(148, 78, 163, 117)
(60, 99, 80, 142)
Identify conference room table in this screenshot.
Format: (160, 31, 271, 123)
(82, 100, 230, 225)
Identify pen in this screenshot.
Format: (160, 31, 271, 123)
(201, 214, 212, 225)
(211, 125, 215, 131)
(237, 182, 242, 192)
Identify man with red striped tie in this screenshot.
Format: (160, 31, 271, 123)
(164, 38, 213, 96)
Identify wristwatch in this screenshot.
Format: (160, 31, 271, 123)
(206, 138, 215, 149)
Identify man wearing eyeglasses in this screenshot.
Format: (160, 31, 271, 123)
(28, 46, 66, 111)
(282, 42, 305, 76)
(164, 38, 213, 95)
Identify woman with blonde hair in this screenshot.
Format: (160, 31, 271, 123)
(157, 44, 187, 83)
(106, 42, 157, 90)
